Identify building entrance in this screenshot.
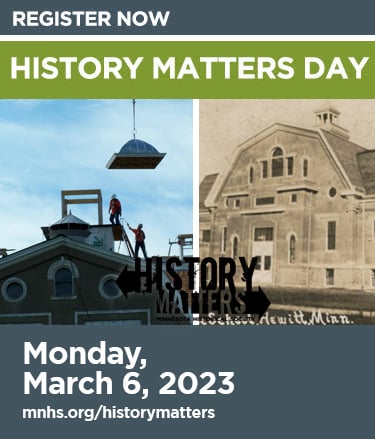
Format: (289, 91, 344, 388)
(252, 227, 274, 284)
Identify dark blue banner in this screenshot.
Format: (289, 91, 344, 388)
(1, 326, 374, 438)
(0, 0, 373, 35)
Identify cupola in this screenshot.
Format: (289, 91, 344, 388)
(43, 211, 91, 241)
(314, 101, 350, 139)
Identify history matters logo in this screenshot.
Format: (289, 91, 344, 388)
(116, 256, 271, 322)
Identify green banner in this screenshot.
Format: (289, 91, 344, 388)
(1, 41, 375, 98)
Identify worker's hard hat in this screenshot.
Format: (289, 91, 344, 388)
(111, 194, 117, 199)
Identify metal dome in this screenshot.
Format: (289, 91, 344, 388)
(120, 139, 160, 154)
(106, 138, 166, 170)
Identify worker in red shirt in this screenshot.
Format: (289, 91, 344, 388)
(109, 194, 122, 225)
(127, 223, 147, 258)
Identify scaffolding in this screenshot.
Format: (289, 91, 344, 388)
(60, 189, 135, 257)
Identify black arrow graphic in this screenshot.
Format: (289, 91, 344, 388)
(116, 265, 136, 298)
(241, 256, 271, 319)
(242, 285, 271, 319)
(116, 264, 154, 298)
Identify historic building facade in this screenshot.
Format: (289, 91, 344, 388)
(0, 208, 187, 325)
(200, 103, 375, 290)
(0, 232, 155, 325)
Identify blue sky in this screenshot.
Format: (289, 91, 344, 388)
(0, 99, 193, 257)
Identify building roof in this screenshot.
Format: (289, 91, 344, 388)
(199, 173, 218, 209)
(0, 234, 132, 273)
(322, 130, 367, 191)
(357, 149, 375, 194)
(200, 120, 375, 208)
(314, 100, 340, 115)
(51, 212, 89, 228)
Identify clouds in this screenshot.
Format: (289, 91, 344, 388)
(0, 99, 193, 257)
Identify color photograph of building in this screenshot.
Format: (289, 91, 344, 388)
(0, 100, 193, 325)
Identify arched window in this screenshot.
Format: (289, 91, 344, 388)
(232, 236, 239, 259)
(303, 159, 309, 177)
(48, 258, 79, 299)
(54, 268, 74, 297)
(289, 235, 296, 263)
(271, 147, 284, 177)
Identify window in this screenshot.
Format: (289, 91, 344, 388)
(54, 268, 74, 297)
(254, 227, 273, 241)
(253, 256, 271, 271)
(264, 256, 271, 271)
(6, 282, 23, 300)
(234, 199, 240, 209)
(303, 159, 309, 177)
(261, 161, 268, 178)
(372, 270, 375, 288)
(99, 275, 122, 299)
(271, 147, 284, 177)
(249, 166, 254, 184)
(255, 196, 275, 206)
(221, 227, 227, 253)
(326, 268, 334, 286)
(289, 235, 296, 263)
(202, 229, 211, 243)
(328, 187, 337, 198)
(232, 236, 239, 259)
(327, 221, 336, 250)
(103, 280, 120, 298)
(287, 157, 294, 175)
(1, 277, 27, 302)
(48, 258, 79, 298)
(254, 256, 261, 270)
(291, 194, 297, 203)
(262, 148, 294, 179)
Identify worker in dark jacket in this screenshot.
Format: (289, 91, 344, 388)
(127, 223, 147, 258)
(109, 194, 122, 225)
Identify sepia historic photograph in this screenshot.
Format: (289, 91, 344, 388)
(199, 100, 375, 324)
